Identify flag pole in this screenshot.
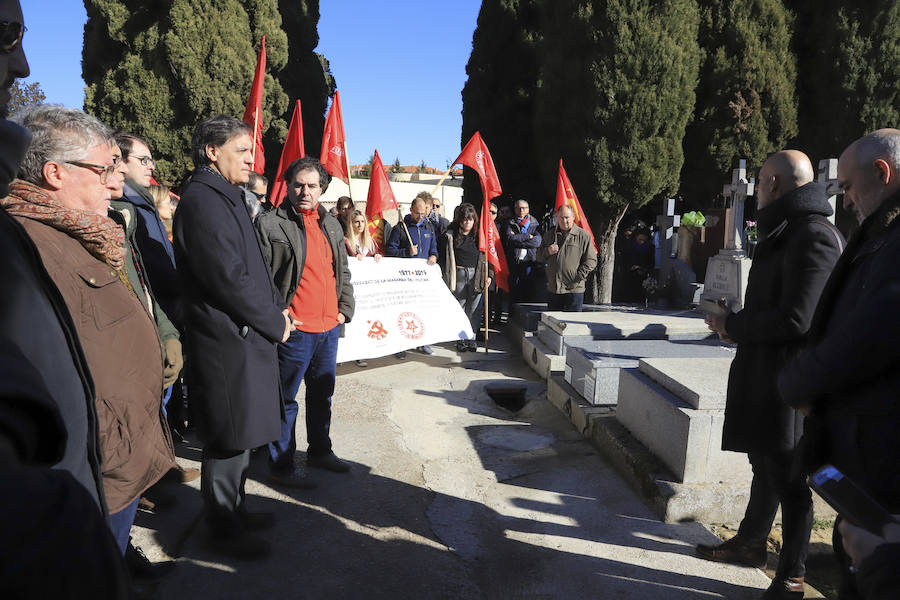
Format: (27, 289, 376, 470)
(429, 167, 454, 196)
(483, 245, 489, 354)
(401, 218, 415, 251)
(343, 140, 353, 201)
(251, 105, 260, 167)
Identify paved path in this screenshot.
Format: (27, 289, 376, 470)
(134, 333, 771, 599)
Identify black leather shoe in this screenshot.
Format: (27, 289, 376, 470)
(126, 542, 176, 579)
(696, 536, 767, 568)
(307, 452, 351, 473)
(237, 509, 276, 531)
(760, 576, 805, 599)
(268, 469, 318, 490)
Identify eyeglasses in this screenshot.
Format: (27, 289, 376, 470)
(65, 160, 118, 184)
(490, 210, 498, 216)
(130, 155, 156, 168)
(252, 191, 267, 201)
(0, 21, 25, 54)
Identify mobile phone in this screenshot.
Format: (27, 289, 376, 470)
(808, 464, 898, 536)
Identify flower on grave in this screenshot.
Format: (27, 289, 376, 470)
(641, 273, 659, 298)
(744, 221, 758, 243)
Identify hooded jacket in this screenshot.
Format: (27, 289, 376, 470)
(721, 182, 844, 453)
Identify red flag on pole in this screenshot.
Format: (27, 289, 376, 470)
(555, 159, 598, 252)
(365, 150, 397, 219)
(453, 132, 509, 291)
(269, 99, 305, 208)
(242, 35, 266, 174)
(320, 90, 349, 184)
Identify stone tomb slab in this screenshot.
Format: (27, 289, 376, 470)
(616, 367, 751, 484)
(539, 310, 715, 356)
(639, 357, 735, 410)
(565, 341, 736, 406)
(523, 335, 596, 380)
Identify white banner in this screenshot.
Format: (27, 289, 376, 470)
(336, 257, 474, 362)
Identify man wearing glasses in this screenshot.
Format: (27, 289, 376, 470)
(424, 194, 449, 237)
(115, 133, 183, 329)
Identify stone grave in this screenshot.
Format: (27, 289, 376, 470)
(699, 159, 754, 314)
(524, 308, 715, 380)
(565, 339, 736, 406)
(616, 357, 751, 485)
(818, 158, 842, 224)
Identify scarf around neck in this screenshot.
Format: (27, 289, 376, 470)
(3, 179, 126, 270)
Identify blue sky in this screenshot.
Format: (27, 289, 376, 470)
(18, 1, 483, 169)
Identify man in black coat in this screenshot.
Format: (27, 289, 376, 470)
(778, 129, 900, 600)
(0, 4, 128, 592)
(174, 115, 293, 559)
(700, 150, 844, 600)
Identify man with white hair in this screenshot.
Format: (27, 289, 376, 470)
(779, 129, 900, 600)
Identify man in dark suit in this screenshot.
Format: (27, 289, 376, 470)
(699, 150, 844, 600)
(174, 114, 294, 560)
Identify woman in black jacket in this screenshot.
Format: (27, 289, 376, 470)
(438, 203, 492, 352)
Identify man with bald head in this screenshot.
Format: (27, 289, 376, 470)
(778, 130, 900, 599)
(537, 204, 597, 312)
(699, 150, 844, 599)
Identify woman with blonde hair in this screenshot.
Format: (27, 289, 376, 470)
(148, 184, 174, 241)
(344, 209, 382, 261)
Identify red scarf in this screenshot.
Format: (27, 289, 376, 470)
(3, 179, 126, 270)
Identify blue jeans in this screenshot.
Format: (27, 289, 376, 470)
(268, 326, 340, 473)
(548, 292, 584, 312)
(108, 496, 139, 555)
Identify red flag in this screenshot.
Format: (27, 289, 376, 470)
(269, 99, 305, 208)
(320, 90, 349, 184)
(242, 35, 267, 174)
(365, 150, 397, 220)
(555, 159, 598, 252)
(453, 132, 509, 291)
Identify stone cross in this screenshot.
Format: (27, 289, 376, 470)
(818, 159, 841, 224)
(722, 159, 755, 252)
(655, 198, 680, 279)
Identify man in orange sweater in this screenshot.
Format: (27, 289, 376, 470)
(256, 158, 355, 485)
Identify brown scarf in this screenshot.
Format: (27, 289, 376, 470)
(3, 179, 126, 269)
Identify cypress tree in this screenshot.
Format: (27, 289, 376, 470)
(276, 0, 336, 179)
(680, 0, 798, 206)
(792, 1, 900, 163)
(83, 0, 290, 184)
(461, 0, 544, 212)
(533, 0, 701, 302)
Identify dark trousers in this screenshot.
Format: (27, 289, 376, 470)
(201, 447, 250, 529)
(268, 326, 340, 473)
(547, 292, 584, 312)
(509, 263, 535, 303)
(738, 450, 814, 578)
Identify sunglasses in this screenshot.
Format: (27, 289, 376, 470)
(432, 203, 441, 208)
(490, 210, 498, 215)
(130, 155, 156, 168)
(0, 21, 25, 54)
(66, 159, 119, 184)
